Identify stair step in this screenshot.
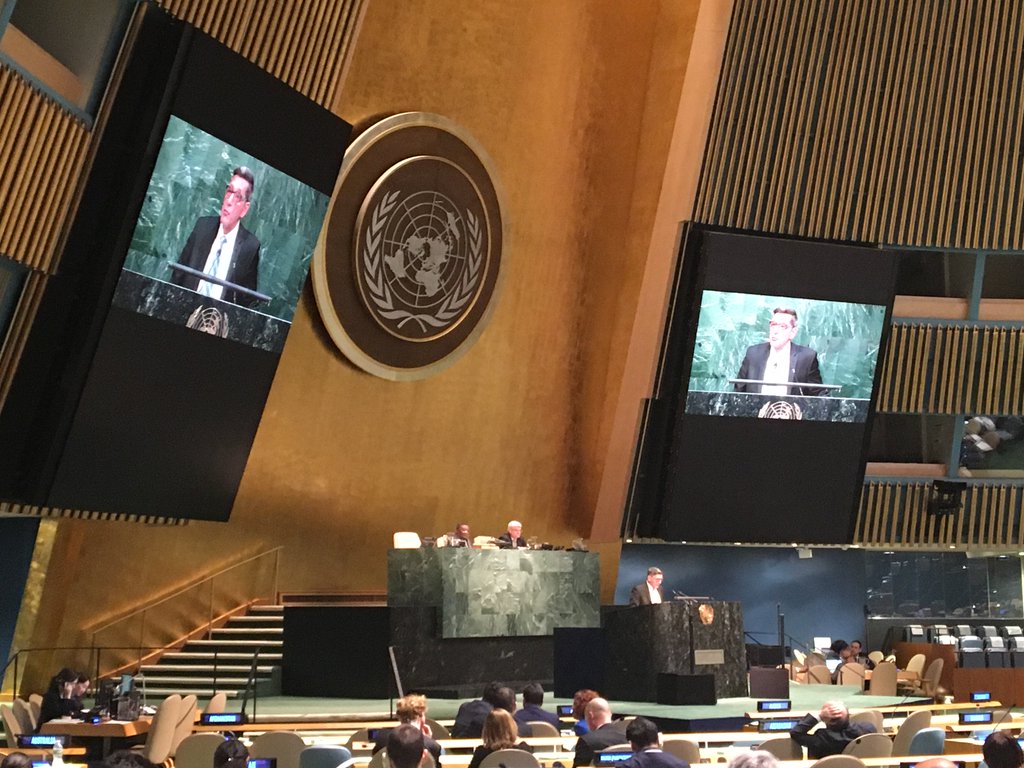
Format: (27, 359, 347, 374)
(142, 675, 255, 685)
(146, 687, 242, 697)
(184, 639, 283, 647)
(163, 652, 282, 661)
(248, 605, 284, 613)
(227, 615, 283, 624)
(210, 627, 283, 635)
(141, 664, 276, 673)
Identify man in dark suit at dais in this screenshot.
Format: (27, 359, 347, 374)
(734, 307, 825, 396)
(620, 717, 690, 768)
(172, 165, 261, 306)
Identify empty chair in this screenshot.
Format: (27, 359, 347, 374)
(479, 749, 540, 768)
(204, 691, 228, 715)
(986, 636, 1010, 668)
(139, 694, 183, 766)
(869, 661, 897, 697)
(808, 755, 866, 768)
(1003, 626, 1023, 638)
(251, 731, 308, 768)
(757, 737, 803, 760)
(905, 625, 926, 642)
(952, 624, 972, 636)
(1, 705, 23, 748)
(392, 531, 421, 548)
(891, 709, 932, 757)
(849, 710, 884, 733)
(977, 625, 999, 638)
(345, 729, 372, 756)
(27, 694, 42, 731)
(906, 727, 944, 756)
(174, 732, 227, 768)
(897, 654, 927, 694)
(928, 625, 950, 642)
(839, 662, 867, 689)
(935, 635, 958, 645)
(904, 653, 926, 676)
(662, 740, 701, 764)
(843, 733, 893, 758)
(807, 651, 828, 668)
(525, 721, 559, 737)
(807, 665, 832, 685)
(960, 635, 986, 668)
(369, 750, 435, 768)
(11, 698, 34, 734)
(916, 657, 944, 697)
(424, 718, 450, 739)
(170, 693, 198, 756)
(1009, 636, 1024, 666)
(299, 745, 354, 768)
(867, 651, 884, 665)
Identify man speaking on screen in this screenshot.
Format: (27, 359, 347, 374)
(172, 166, 261, 306)
(734, 307, 825, 396)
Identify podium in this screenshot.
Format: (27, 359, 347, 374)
(602, 600, 747, 701)
(685, 390, 868, 422)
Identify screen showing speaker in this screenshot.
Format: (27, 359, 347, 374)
(630, 225, 898, 544)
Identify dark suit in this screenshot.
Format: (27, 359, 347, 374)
(622, 749, 690, 768)
(452, 698, 493, 738)
(515, 702, 561, 732)
(497, 533, 527, 549)
(573, 723, 625, 767)
(789, 714, 870, 759)
(372, 729, 442, 766)
(734, 342, 825, 396)
(172, 216, 260, 306)
(629, 583, 661, 606)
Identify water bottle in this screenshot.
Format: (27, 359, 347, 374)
(52, 739, 64, 767)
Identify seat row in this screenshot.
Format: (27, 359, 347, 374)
(904, 623, 1023, 642)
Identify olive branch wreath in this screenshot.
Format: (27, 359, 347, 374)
(362, 190, 483, 333)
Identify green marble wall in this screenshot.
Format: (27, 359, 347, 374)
(688, 291, 887, 399)
(122, 116, 329, 322)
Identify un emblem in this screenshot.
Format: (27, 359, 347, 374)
(757, 401, 803, 419)
(314, 114, 504, 380)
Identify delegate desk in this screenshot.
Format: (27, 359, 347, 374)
(40, 717, 150, 756)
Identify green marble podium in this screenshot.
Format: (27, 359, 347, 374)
(388, 548, 600, 638)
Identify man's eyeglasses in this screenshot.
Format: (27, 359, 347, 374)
(768, 321, 794, 330)
(224, 186, 248, 202)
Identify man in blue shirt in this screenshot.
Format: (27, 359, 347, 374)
(514, 683, 560, 733)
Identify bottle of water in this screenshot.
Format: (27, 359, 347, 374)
(52, 739, 64, 767)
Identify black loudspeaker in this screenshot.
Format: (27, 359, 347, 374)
(746, 644, 786, 667)
(928, 479, 966, 515)
(749, 667, 790, 699)
(656, 673, 716, 705)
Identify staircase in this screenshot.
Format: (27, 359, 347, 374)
(139, 604, 283, 699)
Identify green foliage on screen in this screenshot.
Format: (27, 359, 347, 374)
(122, 116, 329, 321)
(688, 291, 887, 398)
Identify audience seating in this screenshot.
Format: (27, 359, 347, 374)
(662, 740, 700, 764)
(174, 733, 226, 768)
(11, 698, 34, 734)
(977, 625, 1000, 638)
(525, 721, 559, 737)
(985, 636, 1010, 667)
(27, 694, 42, 730)
(345, 729, 373, 756)
(204, 692, 228, 715)
(904, 625, 926, 642)
(843, 733, 893, 758)
(807, 755, 866, 768)
(138, 694, 183, 766)
(906, 727, 945, 756)
(756, 737, 803, 760)
(927, 624, 950, 641)
(170, 693, 198, 757)
(425, 718, 450, 738)
(1, 705, 23, 747)
(959, 635, 986, 667)
(807, 665, 832, 685)
(953, 624, 973, 637)
(251, 731, 308, 768)
(299, 745, 354, 768)
(867, 651, 884, 665)
(1009, 636, 1024, 666)
(869, 661, 898, 696)
(480, 750, 539, 768)
(849, 710, 883, 733)
(891, 710, 932, 757)
(838, 662, 866, 688)
(1002, 626, 1023, 638)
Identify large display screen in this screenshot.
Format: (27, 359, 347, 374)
(0, 7, 351, 521)
(629, 225, 898, 545)
(113, 116, 330, 352)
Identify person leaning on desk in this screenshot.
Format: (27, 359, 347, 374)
(38, 668, 90, 729)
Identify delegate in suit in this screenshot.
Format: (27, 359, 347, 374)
(734, 307, 825, 396)
(629, 566, 664, 606)
(172, 166, 261, 306)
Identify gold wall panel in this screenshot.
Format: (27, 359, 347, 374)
(696, 0, 1024, 250)
(876, 323, 1024, 414)
(857, 480, 1024, 548)
(157, 0, 365, 107)
(0, 66, 88, 271)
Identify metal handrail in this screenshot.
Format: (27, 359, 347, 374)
(87, 546, 283, 644)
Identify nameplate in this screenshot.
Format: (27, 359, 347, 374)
(694, 649, 725, 665)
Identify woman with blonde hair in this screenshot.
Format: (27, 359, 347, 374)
(468, 709, 531, 768)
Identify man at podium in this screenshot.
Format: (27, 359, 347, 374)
(734, 308, 825, 396)
(629, 567, 664, 606)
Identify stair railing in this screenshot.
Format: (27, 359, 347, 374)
(85, 546, 283, 679)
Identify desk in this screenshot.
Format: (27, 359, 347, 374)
(40, 718, 150, 756)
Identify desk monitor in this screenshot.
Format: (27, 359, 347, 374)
(756, 700, 791, 712)
(248, 760, 277, 768)
(557, 704, 574, 717)
(367, 728, 383, 741)
(759, 719, 799, 732)
(959, 711, 994, 725)
(595, 752, 634, 766)
(120, 673, 134, 695)
(201, 712, 249, 725)
(971, 691, 992, 702)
